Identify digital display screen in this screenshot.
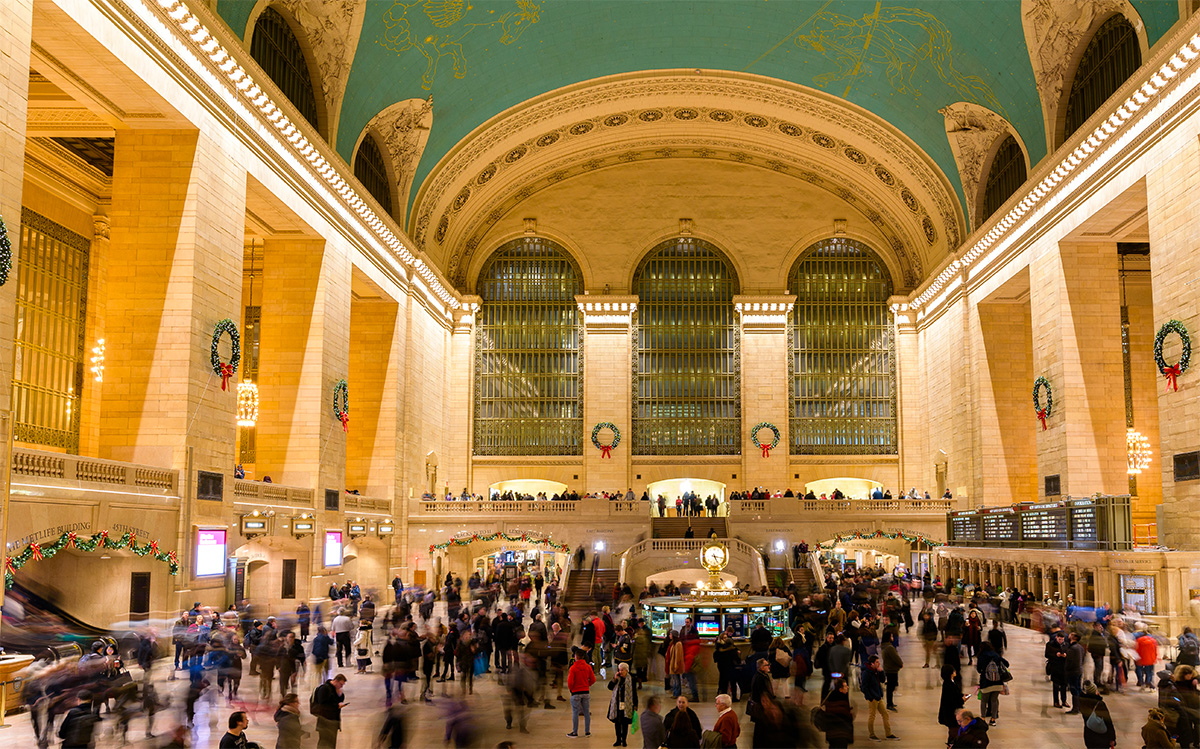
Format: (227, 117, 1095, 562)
(349, 524, 366, 533)
(696, 615, 720, 637)
(324, 531, 343, 567)
(294, 522, 313, 532)
(195, 529, 226, 577)
(244, 521, 265, 530)
(724, 615, 745, 638)
(378, 524, 394, 534)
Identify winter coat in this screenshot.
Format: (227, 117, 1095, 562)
(951, 717, 990, 747)
(1079, 694, 1116, 748)
(607, 673, 637, 722)
(938, 662, 965, 730)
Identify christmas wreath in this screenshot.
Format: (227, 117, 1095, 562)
(0, 214, 11, 287)
(591, 422, 620, 458)
(210, 319, 241, 390)
(332, 379, 349, 432)
(1154, 319, 1190, 392)
(1032, 376, 1053, 431)
(751, 422, 781, 457)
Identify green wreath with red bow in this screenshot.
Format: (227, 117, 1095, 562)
(210, 319, 241, 391)
(1155, 319, 1190, 392)
(332, 379, 349, 432)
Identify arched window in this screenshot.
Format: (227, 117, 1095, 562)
(980, 135, 1027, 224)
(354, 134, 392, 215)
(1063, 14, 1141, 143)
(789, 237, 895, 454)
(474, 238, 583, 455)
(633, 238, 740, 455)
(250, 7, 320, 132)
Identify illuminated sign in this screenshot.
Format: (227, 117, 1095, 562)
(195, 529, 226, 577)
(348, 524, 367, 533)
(377, 524, 394, 535)
(293, 522, 314, 532)
(243, 521, 266, 530)
(324, 531, 343, 567)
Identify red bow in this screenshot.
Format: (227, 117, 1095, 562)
(1163, 364, 1182, 392)
(339, 412, 349, 432)
(150, 541, 159, 555)
(600, 445, 612, 459)
(219, 362, 234, 391)
(761, 444, 771, 458)
(4, 557, 13, 575)
(99, 530, 109, 545)
(1036, 408, 1048, 431)
(66, 532, 77, 548)
(130, 534, 137, 549)
(168, 550, 177, 564)
(30, 543, 42, 562)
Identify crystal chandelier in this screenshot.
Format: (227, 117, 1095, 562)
(237, 380, 259, 427)
(1127, 428, 1152, 475)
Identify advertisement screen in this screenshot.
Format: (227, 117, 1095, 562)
(324, 531, 343, 567)
(195, 529, 227, 577)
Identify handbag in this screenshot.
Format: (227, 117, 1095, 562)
(810, 692, 830, 731)
(774, 649, 792, 668)
(1085, 704, 1107, 733)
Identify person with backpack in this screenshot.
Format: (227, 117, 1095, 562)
(1180, 628, 1200, 668)
(976, 641, 1010, 726)
(310, 674, 346, 748)
(1078, 680, 1116, 748)
(1087, 622, 1109, 686)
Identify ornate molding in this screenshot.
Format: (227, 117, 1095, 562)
(940, 103, 1025, 230)
(275, 0, 366, 144)
(411, 71, 965, 284)
(362, 97, 433, 223)
(449, 135, 925, 290)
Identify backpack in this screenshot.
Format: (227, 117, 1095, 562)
(309, 683, 327, 716)
(1182, 635, 1199, 656)
(984, 659, 1001, 683)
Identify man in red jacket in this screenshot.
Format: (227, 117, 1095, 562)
(567, 647, 597, 737)
(713, 693, 740, 748)
(679, 630, 701, 702)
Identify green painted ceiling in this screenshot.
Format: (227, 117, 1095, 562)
(216, 0, 1179, 218)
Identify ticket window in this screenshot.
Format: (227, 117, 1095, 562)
(649, 608, 670, 638)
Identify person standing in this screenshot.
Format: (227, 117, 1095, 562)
(881, 636, 903, 711)
(1138, 629, 1161, 691)
(274, 693, 306, 749)
(217, 711, 251, 749)
(311, 626, 333, 690)
(640, 695, 666, 749)
(331, 609, 354, 669)
(939, 646, 965, 746)
(862, 654, 898, 741)
(567, 647, 597, 738)
(663, 695, 703, 748)
(713, 693, 740, 748)
(1066, 632, 1087, 713)
(822, 678, 856, 749)
(311, 674, 347, 749)
(1046, 630, 1069, 708)
(607, 662, 638, 747)
(296, 602, 311, 643)
(1078, 680, 1117, 748)
(975, 641, 1009, 726)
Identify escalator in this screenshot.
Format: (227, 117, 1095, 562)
(0, 583, 135, 658)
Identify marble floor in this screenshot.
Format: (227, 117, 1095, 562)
(0, 608, 1166, 748)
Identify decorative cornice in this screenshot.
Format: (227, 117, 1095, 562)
(575, 294, 637, 329)
(903, 22, 1200, 321)
(123, 0, 461, 313)
(735, 295, 796, 330)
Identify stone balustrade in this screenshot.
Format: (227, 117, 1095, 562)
(231, 478, 314, 509)
(411, 496, 951, 519)
(732, 497, 952, 516)
(343, 494, 393, 514)
(10, 446, 179, 495)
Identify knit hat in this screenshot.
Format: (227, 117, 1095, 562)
(1083, 680, 1098, 695)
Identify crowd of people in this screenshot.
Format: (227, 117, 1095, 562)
(11, 558, 1199, 749)
(424, 486, 955, 504)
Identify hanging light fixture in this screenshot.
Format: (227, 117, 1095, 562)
(237, 252, 260, 428)
(1127, 428, 1152, 475)
(237, 380, 259, 427)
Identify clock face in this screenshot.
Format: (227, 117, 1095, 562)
(703, 545, 727, 567)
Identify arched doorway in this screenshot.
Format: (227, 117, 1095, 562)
(645, 478, 726, 517)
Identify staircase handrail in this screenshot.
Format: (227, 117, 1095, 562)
(559, 548, 575, 594)
(619, 537, 768, 588)
(806, 550, 824, 590)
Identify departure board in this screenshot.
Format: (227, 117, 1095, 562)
(945, 495, 1131, 550)
(982, 512, 1018, 541)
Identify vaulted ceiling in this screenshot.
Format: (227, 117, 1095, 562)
(214, 0, 1179, 285)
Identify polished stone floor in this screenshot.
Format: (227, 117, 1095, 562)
(1, 604, 1166, 747)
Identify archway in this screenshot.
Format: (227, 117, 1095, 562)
(646, 478, 726, 517)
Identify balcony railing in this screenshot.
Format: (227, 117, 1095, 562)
(344, 494, 392, 514)
(10, 447, 179, 494)
(231, 478, 314, 509)
(412, 496, 952, 519)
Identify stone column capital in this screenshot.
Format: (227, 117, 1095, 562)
(734, 295, 795, 333)
(92, 213, 110, 241)
(575, 294, 637, 331)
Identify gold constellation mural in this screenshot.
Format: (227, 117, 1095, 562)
(380, 0, 541, 90)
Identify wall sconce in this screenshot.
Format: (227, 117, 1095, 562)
(90, 339, 105, 382)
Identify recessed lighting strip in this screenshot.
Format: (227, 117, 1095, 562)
(145, 0, 459, 310)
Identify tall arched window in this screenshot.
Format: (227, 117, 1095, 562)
(474, 238, 583, 455)
(250, 7, 320, 132)
(633, 238, 740, 455)
(1063, 14, 1141, 143)
(789, 237, 895, 454)
(355, 134, 392, 215)
(981, 135, 1027, 224)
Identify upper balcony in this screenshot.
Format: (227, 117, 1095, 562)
(10, 447, 179, 504)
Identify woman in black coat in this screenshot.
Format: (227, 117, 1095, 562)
(939, 646, 965, 747)
(1079, 682, 1116, 748)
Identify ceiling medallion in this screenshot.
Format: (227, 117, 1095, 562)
(638, 110, 664, 122)
(536, 133, 560, 147)
(708, 110, 734, 122)
(505, 146, 528, 163)
(674, 108, 699, 120)
(842, 147, 867, 165)
(777, 122, 803, 137)
(874, 166, 896, 187)
(811, 133, 836, 149)
(603, 114, 629, 127)
(569, 121, 595, 136)
(743, 115, 769, 128)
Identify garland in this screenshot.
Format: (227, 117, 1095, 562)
(0, 214, 11, 287)
(751, 422, 780, 457)
(210, 319, 241, 391)
(818, 530, 943, 550)
(1154, 319, 1191, 392)
(429, 531, 570, 555)
(591, 422, 620, 459)
(5, 530, 178, 589)
(1032, 376, 1053, 431)
(332, 379, 349, 432)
